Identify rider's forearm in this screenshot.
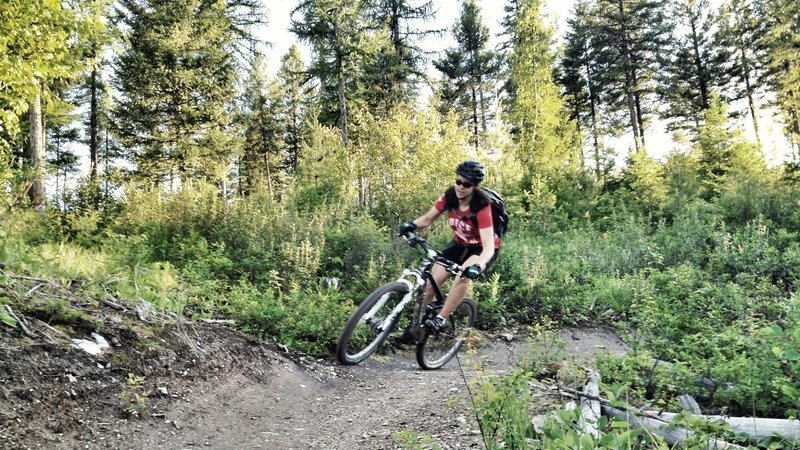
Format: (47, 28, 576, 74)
(412, 206, 440, 229)
(476, 248, 495, 270)
(475, 227, 496, 271)
(413, 216, 432, 229)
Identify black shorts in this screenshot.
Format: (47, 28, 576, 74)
(441, 241, 499, 271)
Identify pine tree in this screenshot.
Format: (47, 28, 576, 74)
(361, 0, 438, 110)
(0, 0, 110, 209)
(592, 0, 671, 153)
(756, 0, 800, 157)
(113, 0, 253, 187)
(621, 149, 667, 214)
(696, 95, 765, 198)
(45, 92, 81, 208)
(715, 0, 768, 147)
(276, 46, 312, 175)
(291, 0, 377, 146)
(239, 52, 283, 197)
(658, 0, 729, 136)
(434, 0, 501, 151)
(504, 0, 577, 173)
(661, 148, 702, 216)
(559, 0, 610, 179)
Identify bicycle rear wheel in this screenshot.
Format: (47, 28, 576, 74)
(336, 282, 410, 365)
(415, 298, 476, 370)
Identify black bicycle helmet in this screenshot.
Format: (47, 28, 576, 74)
(455, 160, 486, 184)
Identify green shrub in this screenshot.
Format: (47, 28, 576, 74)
(321, 215, 392, 286)
(653, 200, 721, 267)
(223, 280, 351, 356)
(470, 368, 535, 448)
(586, 273, 650, 318)
(0, 210, 54, 270)
(112, 262, 187, 315)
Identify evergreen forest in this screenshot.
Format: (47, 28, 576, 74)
(2, 0, 800, 447)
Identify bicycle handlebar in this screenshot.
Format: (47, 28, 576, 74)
(401, 232, 464, 275)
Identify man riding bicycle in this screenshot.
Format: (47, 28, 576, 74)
(399, 160, 500, 332)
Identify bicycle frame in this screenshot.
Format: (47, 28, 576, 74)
(368, 242, 453, 340)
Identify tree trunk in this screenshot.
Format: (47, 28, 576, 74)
(90, 65, 99, 180)
(617, 0, 641, 153)
(689, 18, 709, 110)
(585, 58, 602, 180)
(264, 150, 273, 199)
(734, 16, 761, 147)
(471, 84, 479, 152)
(27, 86, 46, 211)
(648, 412, 800, 443)
(601, 405, 747, 449)
(337, 60, 348, 146)
(634, 89, 646, 150)
(333, 11, 348, 146)
(677, 394, 702, 414)
(291, 111, 300, 173)
(579, 370, 601, 438)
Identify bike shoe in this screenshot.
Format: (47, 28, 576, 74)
(396, 326, 415, 345)
(424, 316, 446, 333)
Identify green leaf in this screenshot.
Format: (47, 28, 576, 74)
(0, 311, 17, 328)
(780, 385, 799, 401)
(784, 350, 800, 361)
(765, 324, 784, 336)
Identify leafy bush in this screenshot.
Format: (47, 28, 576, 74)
(652, 200, 720, 267)
(0, 210, 55, 269)
(223, 280, 352, 355)
(320, 215, 392, 287)
(112, 262, 188, 315)
(470, 368, 535, 448)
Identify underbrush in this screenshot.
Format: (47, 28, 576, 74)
(464, 204, 800, 448)
(468, 327, 800, 450)
(0, 191, 419, 356)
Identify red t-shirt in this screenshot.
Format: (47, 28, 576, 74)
(434, 194, 501, 249)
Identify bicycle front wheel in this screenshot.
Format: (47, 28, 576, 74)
(336, 282, 410, 365)
(416, 298, 476, 370)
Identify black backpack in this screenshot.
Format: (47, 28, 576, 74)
(481, 188, 509, 237)
(465, 188, 508, 237)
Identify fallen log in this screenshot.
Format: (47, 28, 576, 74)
(601, 404, 747, 449)
(678, 394, 702, 414)
(647, 412, 800, 442)
(579, 370, 601, 438)
(198, 318, 236, 325)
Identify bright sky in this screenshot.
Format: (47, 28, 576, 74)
(258, 0, 568, 74)
(256, 0, 790, 165)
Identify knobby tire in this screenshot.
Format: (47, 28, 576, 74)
(336, 282, 409, 365)
(416, 298, 476, 370)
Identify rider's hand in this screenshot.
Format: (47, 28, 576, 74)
(398, 222, 417, 236)
(463, 264, 481, 279)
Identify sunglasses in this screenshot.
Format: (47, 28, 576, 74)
(455, 179, 475, 188)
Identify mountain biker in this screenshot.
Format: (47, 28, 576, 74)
(398, 160, 499, 332)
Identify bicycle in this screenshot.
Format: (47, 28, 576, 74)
(335, 232, 477, 370)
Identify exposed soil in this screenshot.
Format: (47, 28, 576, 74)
(1, 282, 627, 450)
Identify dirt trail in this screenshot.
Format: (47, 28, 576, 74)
(117, 329, 626, 450)
(2, 318, 627, 450)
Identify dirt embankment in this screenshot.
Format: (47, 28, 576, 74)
(1, 291, 626, 450)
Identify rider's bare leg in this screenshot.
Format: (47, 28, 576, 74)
(438, 254, 480, 318)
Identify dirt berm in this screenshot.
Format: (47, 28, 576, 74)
(1, 291, 626, 449)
